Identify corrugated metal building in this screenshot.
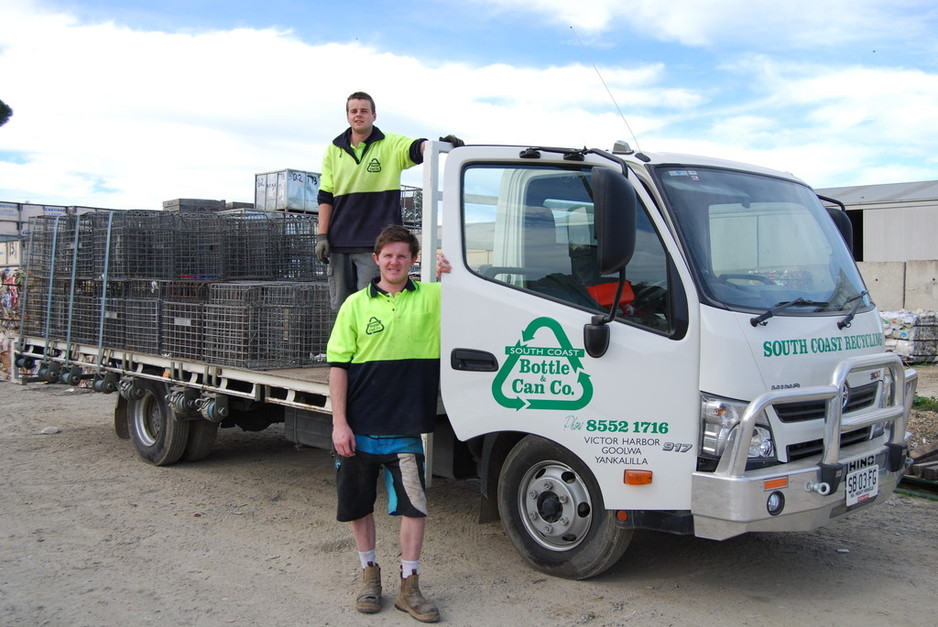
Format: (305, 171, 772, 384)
(817, 180, 938, 263)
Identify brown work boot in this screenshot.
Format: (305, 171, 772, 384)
(395, 572, 440, 623)
(356, 564, 382, 614)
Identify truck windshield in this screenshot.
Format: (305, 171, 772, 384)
(656, 166, 870, 315)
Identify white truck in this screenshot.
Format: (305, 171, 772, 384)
(13, 141, 917, 580)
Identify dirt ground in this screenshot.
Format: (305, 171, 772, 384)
(1, 367, 937, 627)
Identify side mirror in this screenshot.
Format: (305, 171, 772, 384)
(584, 315, 610, 358)
(592, 167, 637, 274)
(826, 207, 853, 255)
(818, 194, 853, 256)
(584, 168, 639, 358)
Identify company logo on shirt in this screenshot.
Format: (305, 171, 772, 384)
(365, 316, 385, 335)
(367, 158, 382, 173)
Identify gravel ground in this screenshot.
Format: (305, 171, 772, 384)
(0, 364, 936, 626)
(2, 378, 938, 627)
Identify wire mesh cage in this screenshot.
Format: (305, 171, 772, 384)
(160, 301, 205, 360)
(173, 212, 225, 279)
(274, 213, 325, 280)
(203, 280, 333, 369)
(20, 277, 65, 339)
(225, 214, 280, 280)
(71, 291, 125, 348)
(82, 211, 178, 280)
(124, 298, 161, 353)
(22, 215, 79, 279)
(19, 209, 338, 366)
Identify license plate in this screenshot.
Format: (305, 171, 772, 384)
(845, 464, 879, 507)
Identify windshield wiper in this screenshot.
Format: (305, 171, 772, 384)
(750, 298, 830, 327)
(837, 290, 870, 330)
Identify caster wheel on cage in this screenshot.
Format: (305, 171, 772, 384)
(45, 365, 62, 384)
(60, 367, 82, 386)
(101, 373, 119, 394)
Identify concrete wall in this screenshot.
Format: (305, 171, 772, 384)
(906, 261, 938, 310)
(858, 260, 938, 311)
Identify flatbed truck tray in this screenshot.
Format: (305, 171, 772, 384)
(15, 335, 333, 413)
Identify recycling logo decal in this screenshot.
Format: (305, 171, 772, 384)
(365, 316, 385, 335)
(492, 317, 593, 411)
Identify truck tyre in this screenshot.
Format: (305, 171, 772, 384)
(182, 420, 219, 462)
(497, 435, 633, 579)
(127, 379, 190, 466)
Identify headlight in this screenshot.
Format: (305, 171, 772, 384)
(700, 394, 775, 460)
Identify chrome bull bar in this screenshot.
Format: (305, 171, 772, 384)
(715, 353, 917, 490)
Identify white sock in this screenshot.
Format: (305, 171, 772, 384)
(401, 559, 420, 578)
(359, 550, 377, 569)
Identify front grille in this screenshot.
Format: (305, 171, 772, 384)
(787, 427, 873, 461)
(775, 381, 878, 423)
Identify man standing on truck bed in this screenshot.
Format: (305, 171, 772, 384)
(315, 90, 425, 311)
(316, 90, 461, 310)
(327, 224, 445, 622)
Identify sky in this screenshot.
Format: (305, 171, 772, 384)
(1, 0, 937, 209)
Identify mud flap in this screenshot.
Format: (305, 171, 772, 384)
(114, 395, 129, 439)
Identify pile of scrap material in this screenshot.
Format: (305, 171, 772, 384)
(881, 310, 938, 363)
(907, 441, 938, 484)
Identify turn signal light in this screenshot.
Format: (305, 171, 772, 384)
(763, 477, 789, 490)
(624, 470, 653, 485)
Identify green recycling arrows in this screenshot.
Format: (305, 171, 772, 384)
(492, 317, 593, 411)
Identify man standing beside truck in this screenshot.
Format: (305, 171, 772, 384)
(327, 224, 444, 622)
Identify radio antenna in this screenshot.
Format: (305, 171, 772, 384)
(570, 25, 642, 153)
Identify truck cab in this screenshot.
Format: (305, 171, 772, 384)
(432, 143, 916, 579)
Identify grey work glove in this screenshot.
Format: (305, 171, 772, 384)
(439, 134, 465, 147)
(315, 237, 330, 263)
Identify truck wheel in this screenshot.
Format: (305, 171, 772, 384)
(497, 435, 633, 579)
(127, 379, 190, 466)
(182, 420, 219, 462)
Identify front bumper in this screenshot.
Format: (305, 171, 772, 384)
(691, 353, 917, 541)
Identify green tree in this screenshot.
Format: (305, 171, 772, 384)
(0, 100, 12, 127)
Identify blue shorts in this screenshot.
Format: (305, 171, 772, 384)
(335, 436, 427, 522)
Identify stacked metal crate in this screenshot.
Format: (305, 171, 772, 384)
(160, 281, 211, 361)
(204, 281, 333, 369)
(20, 210, 332, 368)
(124, 280, 161, 354)
(20, 215, 78, 339)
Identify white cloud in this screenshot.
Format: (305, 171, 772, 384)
(473, 0, 935, 49)
(0, 4, 690, 207)
(1, 0, 935, 210)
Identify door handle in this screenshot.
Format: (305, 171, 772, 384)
(450, 348, 498, 372)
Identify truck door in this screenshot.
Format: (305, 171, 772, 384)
(440, 147, 699, 511)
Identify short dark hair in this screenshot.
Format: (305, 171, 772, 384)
(374, 224, 419, 257)
(346, 91, 376, 113)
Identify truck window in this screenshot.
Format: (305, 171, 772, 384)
(657, 167, 869, 314)
(462, 164, 672, 332)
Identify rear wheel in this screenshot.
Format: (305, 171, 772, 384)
(182, 420, 219, 462)
(497, 435, 633, 579)
(127, 379, 190, 466)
